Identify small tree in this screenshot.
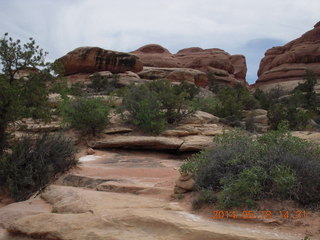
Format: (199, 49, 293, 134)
(0, 33, 53, 155)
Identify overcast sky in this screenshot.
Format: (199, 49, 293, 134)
(0, 0, 319, 84)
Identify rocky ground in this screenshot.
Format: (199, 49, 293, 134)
(1, 146, 319, 240)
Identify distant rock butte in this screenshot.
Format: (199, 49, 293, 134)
(131, 44, 247, 86)
(56, 45, 248, 87)
(254, 22, 320, 92)
(57, 47, 143, 75)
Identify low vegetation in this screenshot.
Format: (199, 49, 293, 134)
(88, 73, 118, 94)
(255, 70, 319, 130)
(59, 97, 111, 136)
(0, 134, 78, 201)
(181, 125, 320, 209)
(120, 79, 198, 134)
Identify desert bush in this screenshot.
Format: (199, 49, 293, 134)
(192, 96, 221, 115)
(180, 128, 320, 208)
(88, 73, 117, 94)
(121, 80, 196, 134)
(268, 104, 310, 130)
(0, 133, 78, 201)
(147, 80, 195, 123)
(69, 82, 86, 96)
(60, 97, 110, 136)
(206, 84, 259, 124)
(254, 86, 285, 110)
(121, 84, 165, 135)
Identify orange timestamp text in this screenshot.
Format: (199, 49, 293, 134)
(211, 210, 307, 220)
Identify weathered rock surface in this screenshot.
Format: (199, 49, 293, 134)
(175, 178, 195, 191)
(255, 22, 320, 92)
(4, 185, 288, 240)
(179, 135, 215, 151)
(132, 44, 247, 86)
(174, 173, 195, 193)
(242, 109, 270, 133)
(292, 131, 320, 144)
(103, 127, 133, 134)
(89, 136, 184, 150)
(180, 111, 220, 124)
(57, 47, 143, 75)
(89, 121, 225, 152)
(0, 198, 50, 229)
(96, 181, 169, 195)
(138, 67, 208, 87)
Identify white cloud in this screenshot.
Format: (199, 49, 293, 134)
(0, 0, 319, 83)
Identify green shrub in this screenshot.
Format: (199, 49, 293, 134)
(122, 84, 165, 134)
(192, 188, 216, 210)
(0, 134, 78, 201)
(254, 86, 285, 110)
(268, 104, 310, 130)
(88, 73, 117, 94)
(147, 80, 195, 124)
(61, 97, 110, 136)
(69, 82, 86, 96)
(121, 80, 196, 134)
(180, 129, 320, 208)
(192, 96, 221, 115)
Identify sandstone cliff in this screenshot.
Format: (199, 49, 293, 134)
(131, 44, 247, 86)
(57, 47, 143, 75)
(254, 22, 320, 92)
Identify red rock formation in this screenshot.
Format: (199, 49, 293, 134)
(131, 44, 247, 86)
(57, 47, 143, 75)
(254, 22, 320, 92)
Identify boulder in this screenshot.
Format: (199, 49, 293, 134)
(179, 135, 214, 151)
(175, 178, 195, 191)
(132, 44, 248, 86)
(173, 186, 188, 194)
(254, 23, 320, 92)
(86, 148, 95, 155)
(180, 111, 219, 124)
(179, 173, 194, 181)
(88, 136, 184, 150)
(56, 47, 143, 75)
(116, 71, 147, 86)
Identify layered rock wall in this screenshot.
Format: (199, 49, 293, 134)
(254, 22, 320, 92)
(57, 47, 143, 75)
(132, 44, 247, 86)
